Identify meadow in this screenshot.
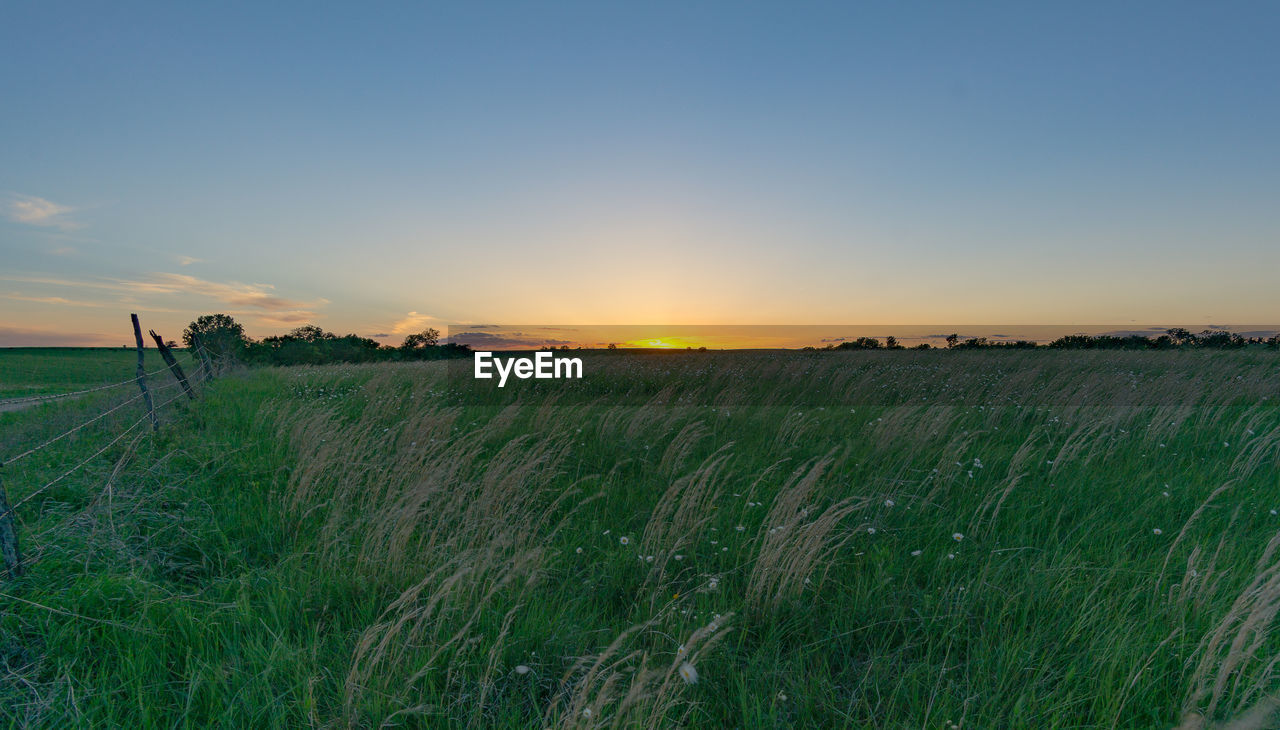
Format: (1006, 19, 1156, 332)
(0, 348, 140, 401)
(2, 349, 1279, 728)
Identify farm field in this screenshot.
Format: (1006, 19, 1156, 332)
(0, 348, 145, 401)
(2, 349, 1280, 728)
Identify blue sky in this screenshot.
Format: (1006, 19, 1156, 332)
(2, 1, 1278, 345)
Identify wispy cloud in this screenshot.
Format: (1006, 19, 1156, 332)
(2, 292, 105, 307)
(130, 273, 325, 313)
(249, 310, 319, 325)
(177, 255, 205, 266)
(0, 272, 327, 324)
(390, 311, 438, 335)
(0, 275, 133, 292)
(0, 325, 118, 347)
(4, 193, 82, 231)
(444, 331, 573, 349)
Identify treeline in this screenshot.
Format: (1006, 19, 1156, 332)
(806, 328, 1280, 352)
(182, 315, 470, 367)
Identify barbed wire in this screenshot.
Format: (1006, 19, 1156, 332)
(8, 379, 201, 512)
(2, 359, 207, 466)
(3, 391, 147, 465)
(0, 362, 175, 406)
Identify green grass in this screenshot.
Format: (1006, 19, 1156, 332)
(2, 350, 1279, 727)
(0, 348, 167, 400)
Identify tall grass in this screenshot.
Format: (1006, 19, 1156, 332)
(1, 351, 1279, 727)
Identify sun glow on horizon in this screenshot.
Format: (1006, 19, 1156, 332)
(621, 336, 705, 349)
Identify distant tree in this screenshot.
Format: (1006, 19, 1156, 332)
(183, 314, 248, 359)
(945, 334, 959, 349)
(885, 336, 903, 350)
(164, 340, 178, 349)
(288, 324, 336, 342)
(607, 343, 618, 350)
(834, 337, 883, 350)
(1166, 328, 1196, 347)
(1197, 329, 1245, 349)
(400, 328, 441, 350)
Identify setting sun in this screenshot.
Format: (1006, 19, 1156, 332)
(622, 336, 703, 349)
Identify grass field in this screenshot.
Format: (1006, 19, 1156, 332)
(0, 348, 145, 400)
(2, 350, 1280, 728)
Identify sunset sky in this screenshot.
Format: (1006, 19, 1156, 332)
(2, 2, 1278, 346)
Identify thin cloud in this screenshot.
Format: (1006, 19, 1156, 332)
(0, 275, 129, 291)
(444, 331, 573, 349)
(0, 272, 325, 317)
(252, 310, 320, 325)
(390, 311, 439, 335)
(4, 193, 82, 231)
(2, 292, 105, 307)
(130, 273, 323, 313)
(0, 325, 118, 347)
(177, 255, 205, 266)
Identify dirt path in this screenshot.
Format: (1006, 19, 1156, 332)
(0, 395, 83, 414)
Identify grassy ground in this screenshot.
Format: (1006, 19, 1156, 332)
(0, 349, 147, 400)
(2, 350, 1279, 728)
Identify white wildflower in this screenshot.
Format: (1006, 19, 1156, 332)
(678, 662, 699, 684)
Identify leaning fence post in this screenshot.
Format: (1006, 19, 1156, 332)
(131, 314, 159, 432)
(0, 465, 23, 579)
(149, 330, 196, 400)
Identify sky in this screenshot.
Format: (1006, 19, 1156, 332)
(2, 1, 1278, 346)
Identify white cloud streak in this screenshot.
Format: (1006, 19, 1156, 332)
(4, 193, 82, 230)
(390, 311, 438, 335)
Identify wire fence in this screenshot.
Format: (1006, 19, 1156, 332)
(8, 375, 201, 512)
(0, 363, 173, 407)
(0, 317, 222, 580)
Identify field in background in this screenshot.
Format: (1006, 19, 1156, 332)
(2, 350, 1280, 727)
(0, 348, 143, 400)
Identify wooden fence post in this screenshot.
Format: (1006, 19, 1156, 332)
(149, 330, 196, 400)
(0, 465, 23, 579)
(131, 314, 159, 432)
